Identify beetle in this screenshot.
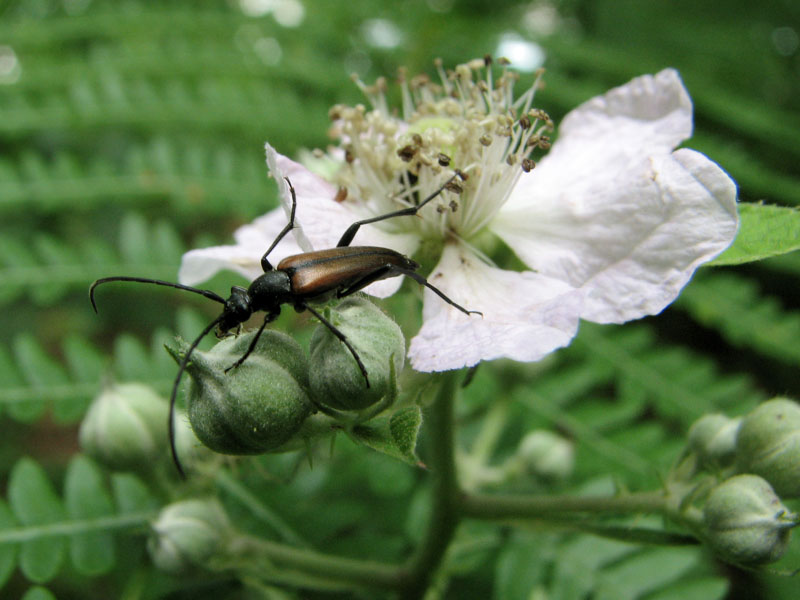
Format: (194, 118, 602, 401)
(90, 171, 481, 476)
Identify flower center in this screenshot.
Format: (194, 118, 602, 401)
(327, 56, 553, 243)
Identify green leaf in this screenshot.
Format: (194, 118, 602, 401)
(63, 456, 115, 575)
(112, 473, 158, 514)
(389, 407, 422, 461)
(10, 335, 64, 422)
(706, 203, 800, 266)
(8, 458, 66, 583)
(349, 406, 423, 465)
(646, 577, 729, 600)
(677, 272, 800, 365)
(21, 586, 57, 600)
(594, 547, 702, 600)
(0, 500, 19, 589)
(494, 533, 554, 600)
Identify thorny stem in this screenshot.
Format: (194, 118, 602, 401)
(229, 536, 403, 589)
(230, 373, 693, 594)
(460, 490, 670, 520)
(398, 371, 462, 598)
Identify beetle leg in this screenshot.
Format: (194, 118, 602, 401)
(383, 265, 483, 317)
(261, 177, 299, 272)
(336, 262, 482, 317)
(336, 171, 464, 248)
(304, 304, 370, 388)
(224, 307, 281, 372)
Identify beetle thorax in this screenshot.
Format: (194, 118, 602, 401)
(248, 270, 293, 313)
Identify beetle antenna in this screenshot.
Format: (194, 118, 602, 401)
(90, 277, 226, 313)
(169, 315, 225, 479)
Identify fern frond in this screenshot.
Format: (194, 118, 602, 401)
(0, 139, 274, 216)
(0, 319, 191, 424)
(513, 323, 766, 484)
(576, 324, 763, 420)
(677, 271, 800, 365)
(493, 526, 728, 600)
(0, 212, 183, 306)
(0, 456, 156, 589)
(0, 70, 328, 148)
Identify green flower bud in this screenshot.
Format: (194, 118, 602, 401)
(688, 413, 741, 469)
(703, 474, 797, 566)
(514, 430, 575, 481)
(736, 398, 800, 498)
(79, 382, 168, 472)
(178, 329, 313, 455)
(309, 297, 405, 411)
(148, 498, 231, 573)
(172, 409, 215, 470)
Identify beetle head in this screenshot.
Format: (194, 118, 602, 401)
(218, 286, 253, 335)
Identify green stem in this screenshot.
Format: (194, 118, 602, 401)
(460, 490, 669, 520)
(215, 470, 309, 547)
(0, 511, 154, 543)
(399, 371, 462, 598)
(470, 396, 510, 465)
(231, 536, 403, 589)
(226, 371, 464, 595)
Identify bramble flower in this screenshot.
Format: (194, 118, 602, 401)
(180, 58, 738, 372)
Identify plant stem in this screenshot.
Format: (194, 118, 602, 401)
(215, 470, 309, 547)
(399, 370, 462, 598)
(470, 396, 510, 465)
(232, 536, 403, 589)
(460, 489, 669, 520)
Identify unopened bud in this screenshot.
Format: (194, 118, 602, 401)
(703, 474, 797, 565)
(79, 382, 168, 472)
(688, 413, 741, 469)
(148, 498, 231, 573)
(173, 329, 313, 455)
(514, 430, 574, 481)
(309, 297, 405, 411)
(736, 398, 800, 498)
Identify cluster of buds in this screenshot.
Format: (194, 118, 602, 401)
(682, 398, 800, 566)
(80, 297, 406, 465)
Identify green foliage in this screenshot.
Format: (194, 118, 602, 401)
(560, 324, 762, 480)
(708, 203, 800, 266)
(0, 326, 179, 425)
(0, 139, 274, 217)
(494, 531, 728, 600)
(677, 271, 800, 365)
(350, 405, 423, 464)
(0, 212, 185, 307)
(0, 456, 156, 589)
(1, 0, 798, 598)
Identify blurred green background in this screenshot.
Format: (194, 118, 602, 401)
(1, 0, 799, 598)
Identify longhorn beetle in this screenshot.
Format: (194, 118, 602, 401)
(90, 171, 481, 476)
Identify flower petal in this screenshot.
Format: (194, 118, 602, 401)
(499, 70, 695, 230)
(553, 69, 693, 164)
(408, 244, 583, 372)
(179, 208, 300, 285)
(493, 147, 738, 323)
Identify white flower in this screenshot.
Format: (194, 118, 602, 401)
(180, 59, 738, 372)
